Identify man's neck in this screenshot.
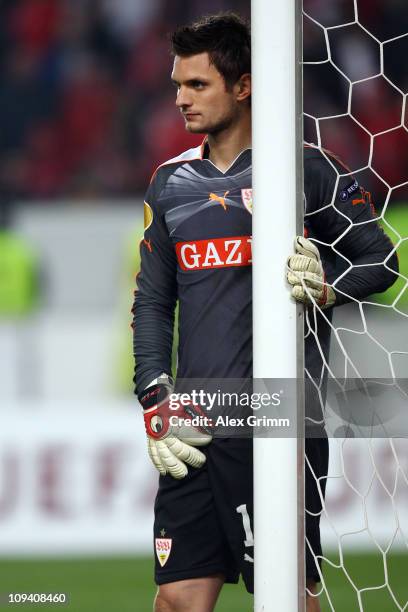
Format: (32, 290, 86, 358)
(206, 113, 251, 173)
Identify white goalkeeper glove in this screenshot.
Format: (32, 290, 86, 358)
(139, 374, 212, 479)
(287, 236, 336, 308)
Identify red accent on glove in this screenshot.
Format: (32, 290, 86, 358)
(143, 402, 171, 440)
(143, 396, 213, 441)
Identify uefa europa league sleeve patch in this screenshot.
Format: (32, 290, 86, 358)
(144, 201, 154, 231)
(155, 537, 172, 567)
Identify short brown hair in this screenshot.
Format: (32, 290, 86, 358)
(171, 13, 251, 89)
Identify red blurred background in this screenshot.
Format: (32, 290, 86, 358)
(0, 0, 406, 202)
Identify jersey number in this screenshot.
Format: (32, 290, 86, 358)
(236, 504, 254, 563)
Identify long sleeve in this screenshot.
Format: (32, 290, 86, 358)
(304, 150, 399, 306)
(132, 171, 177, 394)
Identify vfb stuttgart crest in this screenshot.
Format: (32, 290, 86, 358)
(241, 188, 252, 214)
(155, 538, 172, 567)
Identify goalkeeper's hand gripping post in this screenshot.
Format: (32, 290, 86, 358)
(287, 236, 336, 309)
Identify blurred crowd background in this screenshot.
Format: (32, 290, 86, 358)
(0, 0, 248, 202)
(304, 0, 408, 197)
(0, 0, 406, 204)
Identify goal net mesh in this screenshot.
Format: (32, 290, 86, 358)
(302, 0, 408, 609)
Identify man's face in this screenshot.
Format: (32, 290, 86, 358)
(171, 52, 244, 135)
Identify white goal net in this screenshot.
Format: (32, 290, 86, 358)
(303, 0, 408, 609)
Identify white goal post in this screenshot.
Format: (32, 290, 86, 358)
(252, 0, 304, 610)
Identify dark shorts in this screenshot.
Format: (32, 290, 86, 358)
(153, 437, 328, 592)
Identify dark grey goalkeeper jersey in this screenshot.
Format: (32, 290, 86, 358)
(133, 142, 398, 394)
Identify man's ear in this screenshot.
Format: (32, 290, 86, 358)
(236, 73, 251, 102)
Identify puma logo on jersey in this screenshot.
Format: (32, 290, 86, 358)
(143, 238, 153, 253)
(176, 236, 252, 271)
(209, 190, 229, 210)
(352, 188, 375, 215)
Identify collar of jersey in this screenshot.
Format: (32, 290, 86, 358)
(201, 138, 252, 175)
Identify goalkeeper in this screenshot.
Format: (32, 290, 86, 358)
(132, 13, 398, 612)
